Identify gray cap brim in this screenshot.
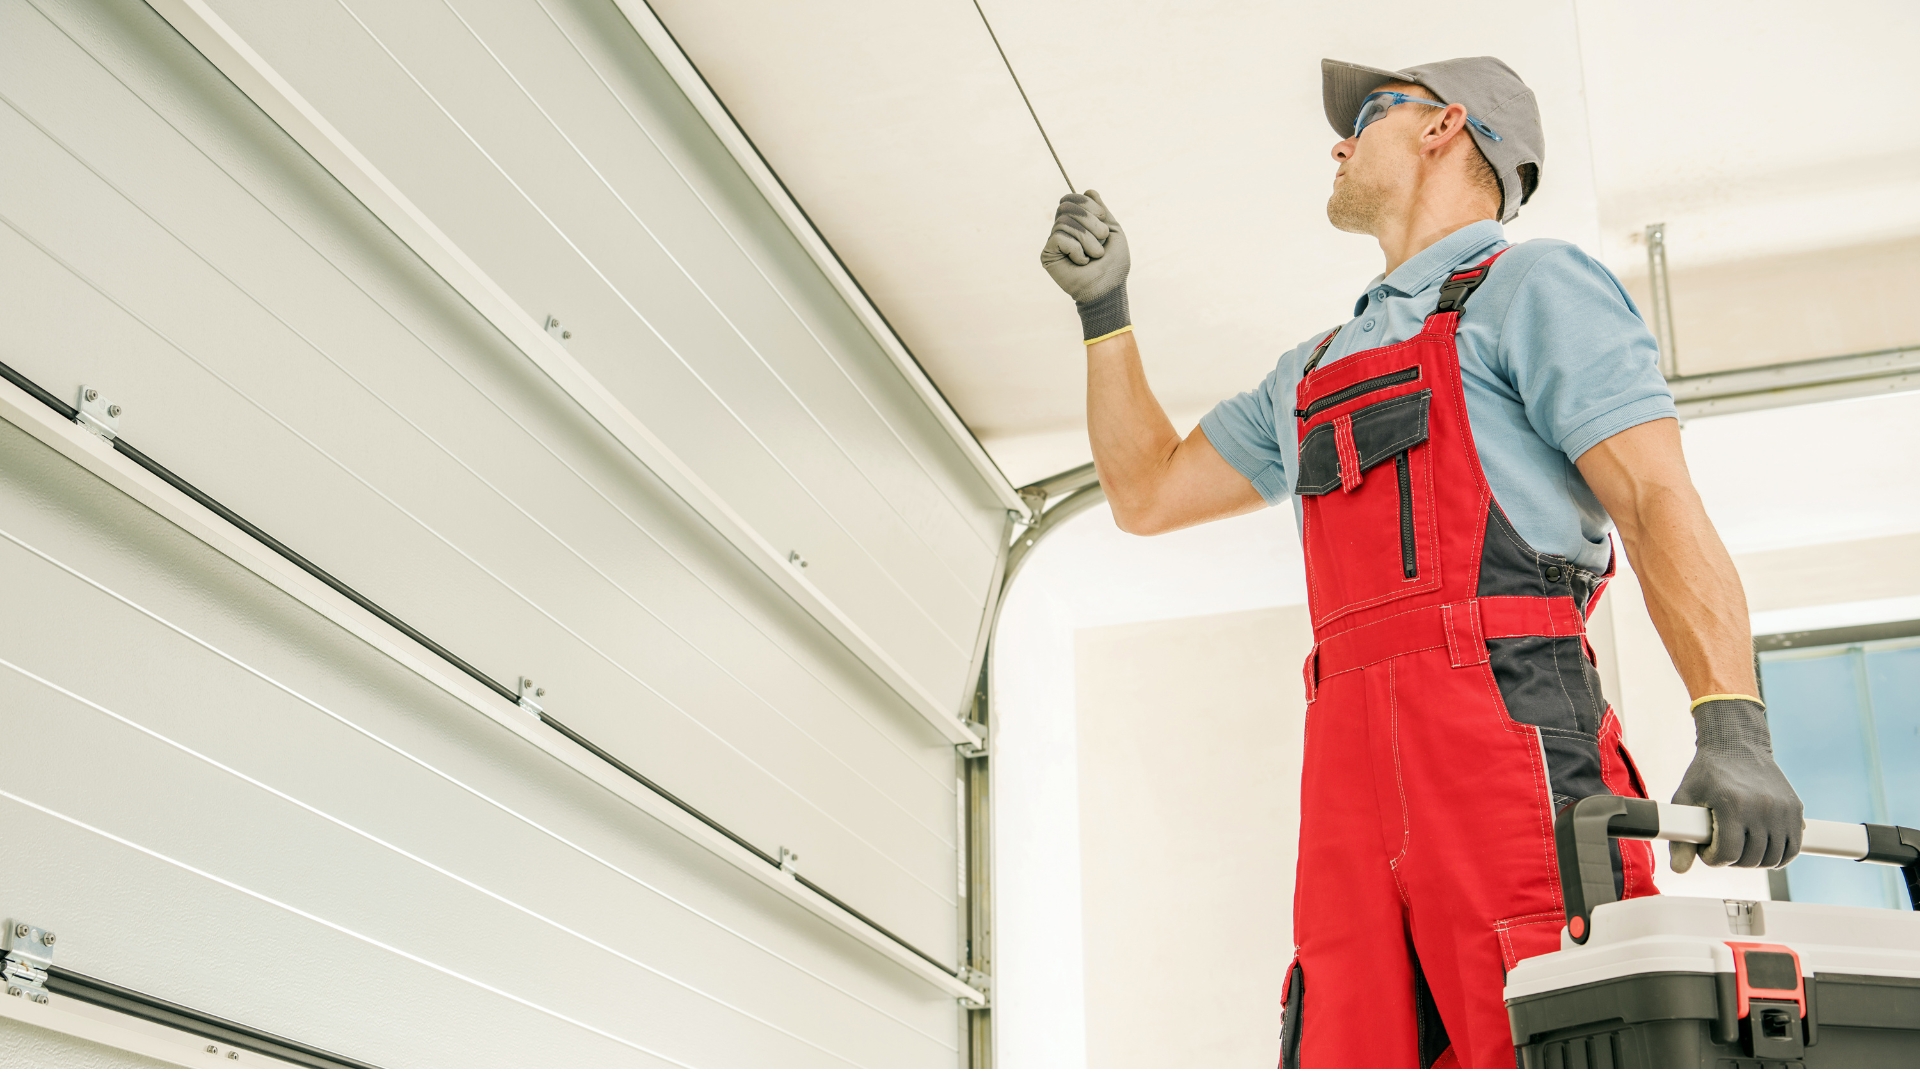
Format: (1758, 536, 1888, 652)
(1322, 59, 1417, 139)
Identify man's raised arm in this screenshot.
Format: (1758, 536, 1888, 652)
(1042, 192, 1265, 535)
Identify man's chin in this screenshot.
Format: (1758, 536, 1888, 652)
(1326, 195, 1374, 235)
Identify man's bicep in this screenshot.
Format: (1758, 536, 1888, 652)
(1573, 417, 1688, 537)
(1162, 426, 1268, 525)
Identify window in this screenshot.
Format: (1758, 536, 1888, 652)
(1756, 620, 1920, 910)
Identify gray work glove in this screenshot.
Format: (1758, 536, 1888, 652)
(1041, 190, 1132, 343)
(1670, 696, 1805, 871)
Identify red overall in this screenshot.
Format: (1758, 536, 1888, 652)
(1277, 254, 1656, 1068)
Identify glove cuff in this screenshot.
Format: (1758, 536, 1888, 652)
(1691, 695, 1773, 755)
(1076, 285, 1132, 345)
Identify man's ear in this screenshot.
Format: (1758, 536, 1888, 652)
(1422, 104, 1472, 153)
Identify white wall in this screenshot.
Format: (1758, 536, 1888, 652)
(992, 502, 1303, 1066)
(1074, 605, 1311, 1068)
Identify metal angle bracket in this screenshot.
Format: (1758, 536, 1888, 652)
(3, 919, 56, 1004)
(516, 676, 546, 717)
(75, 386, 122, 443)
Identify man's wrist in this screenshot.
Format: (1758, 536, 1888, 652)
(1689, 695, 1772, 754)
(1077, 284, 1132, 344)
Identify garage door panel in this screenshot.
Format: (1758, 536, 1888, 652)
(0, 414, 959, 1065)
(1, 802, 679, 1068)
(2, 0, 987, 1056)
(339, 0, 996, 604)
(0, 219, 962, 940)
(198, 0, 999, 711)
(467, 0, 1001, 584)
(0, 666, 877, 1067)
(0, 18, 961, 958)
(524, 0, 1008, 551)
(0, 490, 960, 914)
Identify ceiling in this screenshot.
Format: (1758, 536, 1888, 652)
(647, 1, 1920, 484)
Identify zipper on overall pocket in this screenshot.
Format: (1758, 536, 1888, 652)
(1396, 450, 1416, 578)
(1296, 366, 1420, 419)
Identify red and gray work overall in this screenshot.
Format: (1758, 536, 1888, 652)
(1277, 252, 1657, 1068)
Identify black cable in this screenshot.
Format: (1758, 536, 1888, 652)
(0, 355, 960, 981)
(971, 0, 1075, 193)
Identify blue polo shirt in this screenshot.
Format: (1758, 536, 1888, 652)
(1200, 220, 1675, 574)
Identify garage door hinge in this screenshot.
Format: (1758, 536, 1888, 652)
(75, 386, 122, 443)
(3, 920, 55, 1004)
(958, 966, 991, 1009)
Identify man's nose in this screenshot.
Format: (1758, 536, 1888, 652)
(1332, 137, 1356, 162)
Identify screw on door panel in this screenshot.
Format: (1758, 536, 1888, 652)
(545, 315, 572, 341)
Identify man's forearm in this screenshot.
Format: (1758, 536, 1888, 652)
(1086, 331, 1180, 524)
(1580, 421, 1756, 698)
(1617, 486, 1756, 698)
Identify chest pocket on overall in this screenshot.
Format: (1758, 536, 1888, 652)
(1296, 370, 1439, 623)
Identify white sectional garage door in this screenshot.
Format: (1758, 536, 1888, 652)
(0, 0, 1010, 1066)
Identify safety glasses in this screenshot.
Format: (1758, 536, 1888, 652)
(1352, 91, 1503, 143)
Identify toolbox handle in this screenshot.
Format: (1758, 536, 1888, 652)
(1555, 796, 1920, 944)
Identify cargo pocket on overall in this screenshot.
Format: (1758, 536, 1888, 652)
(1279, 958, 1305, 1068)
(1297, 387, 1437, 622)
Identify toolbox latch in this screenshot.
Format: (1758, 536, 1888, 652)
(1727, 942, 1807, 1061)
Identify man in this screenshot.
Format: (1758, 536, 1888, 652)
(1039, 57, 1803, 1068)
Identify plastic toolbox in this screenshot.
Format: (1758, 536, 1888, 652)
(1505, 795, 1920, 1067)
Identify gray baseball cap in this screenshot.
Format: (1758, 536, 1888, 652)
(1322, 56, 1543, 223)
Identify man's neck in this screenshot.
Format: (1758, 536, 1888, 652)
(1375, 209, 1496, 276)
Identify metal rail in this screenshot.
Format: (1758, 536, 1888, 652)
(1670, 343, 1920, 419)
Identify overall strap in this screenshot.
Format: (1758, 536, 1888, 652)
(1300, 326, 1343, 376)
(1432, 247, 1510, 316)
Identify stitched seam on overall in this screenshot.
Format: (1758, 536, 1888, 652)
(1302, 499, 1325, 618)
(1526, 727, 1560, 909)
(1494, 912, 1565, 971)
(1333, 415, 1362, 492)
(1317, 641, 1447, 681)
(1387, 660, 1413, 871)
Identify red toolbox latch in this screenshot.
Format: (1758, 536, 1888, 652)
(1727, 942, 1808, 1061)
